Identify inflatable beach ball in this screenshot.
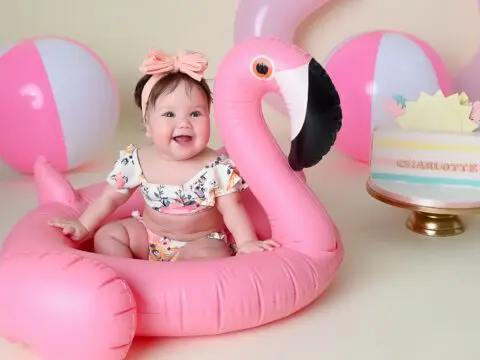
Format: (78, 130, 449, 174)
(325, 31, 452, 163)
(0, 36, 119, 174)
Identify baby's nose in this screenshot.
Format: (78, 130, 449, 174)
(178, 119, 192, 128)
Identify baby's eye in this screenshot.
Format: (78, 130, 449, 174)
(191, 111, 201, 118)
(162, 111, 175, 118)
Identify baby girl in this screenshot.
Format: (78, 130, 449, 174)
(49, 49, 278, 261)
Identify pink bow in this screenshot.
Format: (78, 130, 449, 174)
(139, 50, 208, 81)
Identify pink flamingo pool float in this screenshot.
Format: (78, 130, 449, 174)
(0, 37, 343, 360)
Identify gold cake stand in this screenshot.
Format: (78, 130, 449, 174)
(366, 178, 480, 237)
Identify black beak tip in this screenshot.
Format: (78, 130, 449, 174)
(288, 57, 342, 171)
(287, 157, 303, 172)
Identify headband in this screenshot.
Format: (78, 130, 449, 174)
(139, 50, 208, 118)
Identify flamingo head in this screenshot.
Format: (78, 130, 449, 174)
(214, 37, 342, 171)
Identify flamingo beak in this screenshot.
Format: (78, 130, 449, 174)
(275, 58, 342, 171)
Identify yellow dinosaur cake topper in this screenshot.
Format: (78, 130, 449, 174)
(395, 90, 479, 133)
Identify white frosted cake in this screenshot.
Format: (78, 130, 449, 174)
(371, 91, 480, 187)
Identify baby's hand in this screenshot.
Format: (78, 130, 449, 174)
(48, 218, 89, 241)
(236, 239, 280, 254)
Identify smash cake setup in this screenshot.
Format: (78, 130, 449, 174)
(371, 90, 480, 187)
(367, 91, 480, 237)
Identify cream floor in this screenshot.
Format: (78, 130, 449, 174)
(0, 114, 479, 360)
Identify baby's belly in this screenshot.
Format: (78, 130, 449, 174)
(141, 206, 226, 242)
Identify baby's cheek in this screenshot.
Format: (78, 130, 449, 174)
(151, 130, 174, 152)
(152, 123, 174, 139)
(195, 119, 211, 142)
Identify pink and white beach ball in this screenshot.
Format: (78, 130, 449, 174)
(325, 31, 452, 163)
(0, 36, 119, 174)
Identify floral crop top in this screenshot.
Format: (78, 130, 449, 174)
(106, 144, 248, 214)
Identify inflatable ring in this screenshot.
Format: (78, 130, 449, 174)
(0, 37, 344, 360)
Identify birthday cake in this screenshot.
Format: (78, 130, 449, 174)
(370, 90, 480, 187)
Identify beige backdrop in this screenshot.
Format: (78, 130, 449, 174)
(1, 0, 479, 123)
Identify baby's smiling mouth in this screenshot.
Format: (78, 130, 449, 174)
(172, 135, 193, 143)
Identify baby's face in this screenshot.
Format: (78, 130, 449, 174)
(145, 81, 211, 161)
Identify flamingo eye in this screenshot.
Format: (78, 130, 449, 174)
(250, 56, 274, 80)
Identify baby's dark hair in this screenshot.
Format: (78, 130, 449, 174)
(134, 72, 213, 116)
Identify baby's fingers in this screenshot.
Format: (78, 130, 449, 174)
(48, 219, 69, 228)
(70, 232, 83, 241)
(262, 240, 280, 250)
(264, 239, 280, 247)
(62, 226, 75, 236)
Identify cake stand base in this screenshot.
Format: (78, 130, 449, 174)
(365, 178, 480, 238)
(406, 211, 464, 237)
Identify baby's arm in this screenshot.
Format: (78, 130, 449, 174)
(217, 192, 256, 243)
(50, 144, 140, 240)
(49, 186, 133, 240)
(78, 186, 132, 232)
(217, 193, 279, 254)
(80, 144, 140, 232)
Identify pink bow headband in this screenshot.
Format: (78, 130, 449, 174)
(139, 50, 208, 118)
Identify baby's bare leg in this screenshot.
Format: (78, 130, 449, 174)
(94, 218, 149, 259)
(177, 237, 232, 261)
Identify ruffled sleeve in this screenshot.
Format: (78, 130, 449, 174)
(213, 155, 248, 197)
(105, 144, 142, 193)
